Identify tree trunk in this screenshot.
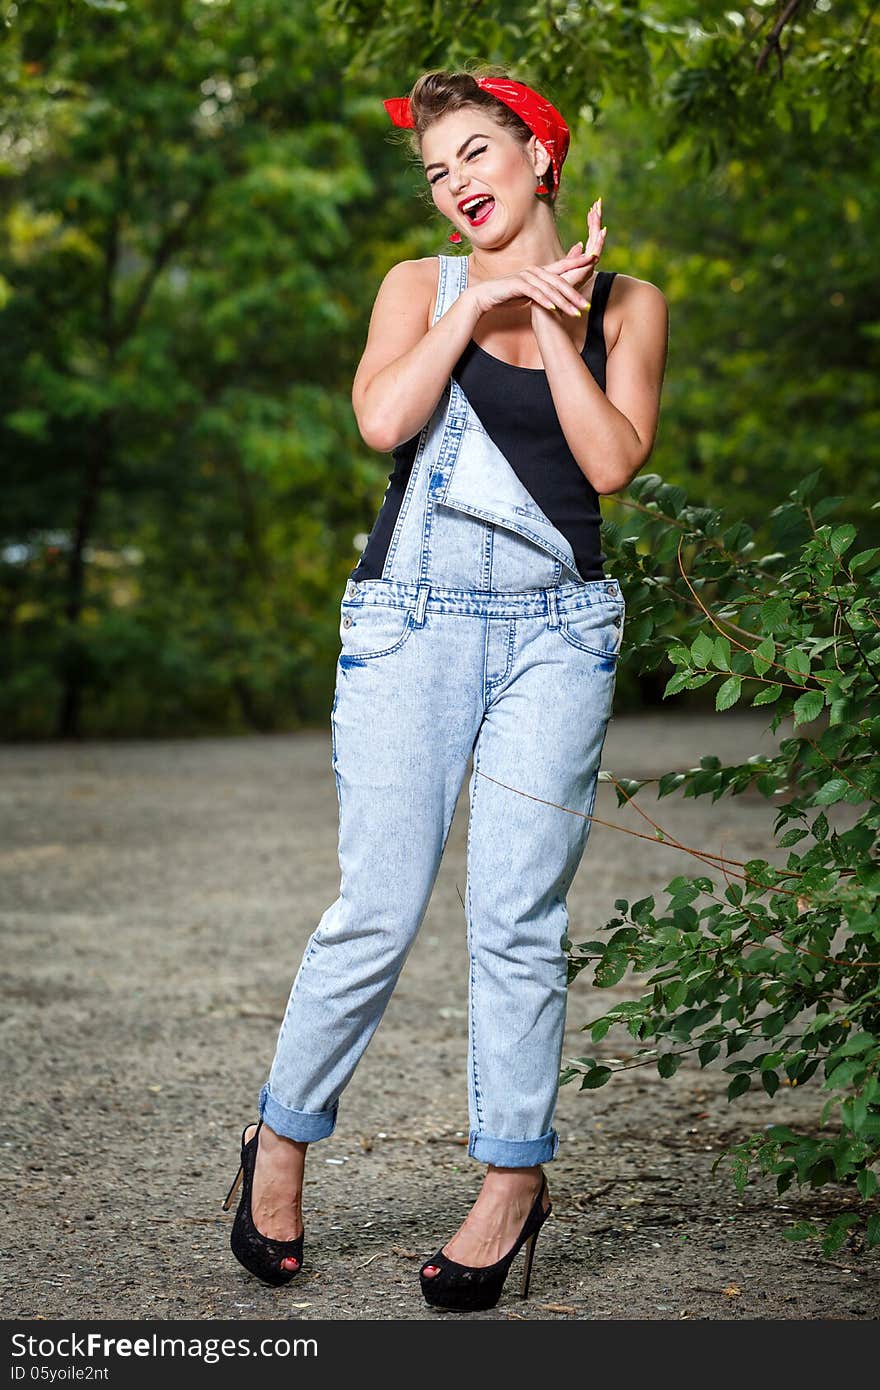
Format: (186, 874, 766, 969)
(57, 412, 113, 739)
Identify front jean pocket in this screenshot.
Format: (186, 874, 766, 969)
(557, 602, 625, 660)
(339, 601, 415, 661)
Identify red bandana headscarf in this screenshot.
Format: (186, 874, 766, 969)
(383, 78, 570, 242)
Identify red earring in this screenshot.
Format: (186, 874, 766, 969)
(535, 178, 550, 195)
(448, 229, 463, 242)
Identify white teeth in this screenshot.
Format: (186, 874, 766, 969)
(462, 195, 492, 213)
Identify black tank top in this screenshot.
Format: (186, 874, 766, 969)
(350, 269, 617, 583)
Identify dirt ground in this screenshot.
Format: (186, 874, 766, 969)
(1, 711, 877, 1322)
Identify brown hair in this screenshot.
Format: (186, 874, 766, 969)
(394, 64, 565, 215)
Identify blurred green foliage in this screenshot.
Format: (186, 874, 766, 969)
(1, 1, 878, 735)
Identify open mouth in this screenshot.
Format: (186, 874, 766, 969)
(460, 195, 495, 226)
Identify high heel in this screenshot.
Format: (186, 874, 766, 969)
(222, 1119, 304, 1287)
(419, 1171, 552, 1311)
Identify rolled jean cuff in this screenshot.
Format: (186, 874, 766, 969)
(259, 1081, 338, 1142)
(468, 1127, 559, 1166)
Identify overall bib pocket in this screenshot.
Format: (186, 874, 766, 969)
(339, 600, 415, 662)
(557, 601, 625, 660)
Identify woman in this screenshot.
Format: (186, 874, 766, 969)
(222, 67, 668, 1312)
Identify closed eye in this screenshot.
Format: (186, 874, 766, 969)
(428, 146, 488, 186)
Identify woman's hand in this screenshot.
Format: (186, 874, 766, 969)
(470, 249, 597, 319)
(469, 198, 608, 320)
(556, 198, 603, 290)
(532, 198, 607, 321)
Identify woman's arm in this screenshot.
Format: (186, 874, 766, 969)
(352, 259, 482, 454)
(532, 275, 669, 495)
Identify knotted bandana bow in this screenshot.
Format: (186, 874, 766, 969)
(383, 77, 570, 194)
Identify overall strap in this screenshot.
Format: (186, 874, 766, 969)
(432, 254, 470, 325)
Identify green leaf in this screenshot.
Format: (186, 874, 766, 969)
(716, 675, 742, 711)
(727, 1073, 751, 1100)
(658, 1052, 682, 1078)
(691, 631, 715, 666)
(784, 648, 811, 685)
(832, 1032, 876, 1057)
(823, 1059, 867, 1090)
(813, 778, 850, 805)
(580, 1066, 613, 1089)
(666, 645, 692, 667)
(829, 524, 856, 557)
(664, 980, 687, 1009)
(812, 812, 829, 841)
(752, 634, 777, 676)
(594, 951, 628, 988)
(783, 1221, 819, 1243)
(664, 672, 691, 698)
(793, 469, 823, 504)
(752, 683, 783, 705)
(850, 548, 879, 572)
(821, 1214, 860, 1254)
(760, 598, 790, 631)
(792, 689, 825, 726)
(779, 828, 807, 846)
(760, 1052, 786, 1071)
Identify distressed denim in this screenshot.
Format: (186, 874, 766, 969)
(259, 255, 625, 1167)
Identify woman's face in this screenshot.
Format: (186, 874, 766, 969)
(421, 108, 546, 243)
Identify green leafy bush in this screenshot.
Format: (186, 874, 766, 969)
(563, 469, 880, 1256)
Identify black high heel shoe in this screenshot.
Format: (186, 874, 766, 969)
(419, 1170, 552, 1311)
(222, 1119, 304, 1287)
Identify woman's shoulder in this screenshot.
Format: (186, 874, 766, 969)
(605, 271, 666, 305)
(603, 272, 667, 354)
(372, 256, 436, 293)
(372, 256, 440, 332)
(603, 271, 664, 315)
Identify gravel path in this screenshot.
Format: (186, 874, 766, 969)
(1, 713, 876, 1321)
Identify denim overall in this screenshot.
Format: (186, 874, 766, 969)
(259, 254, 625, 1167)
